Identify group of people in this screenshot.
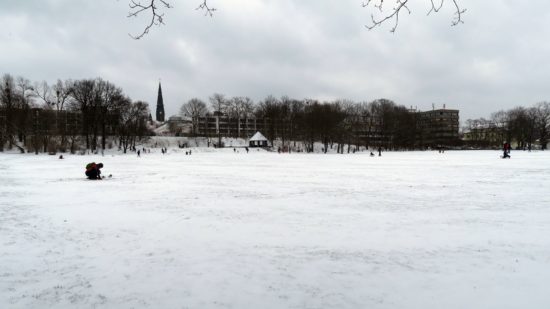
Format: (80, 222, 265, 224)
(137, 147, 152, 157)
(138, 147, 168, 156)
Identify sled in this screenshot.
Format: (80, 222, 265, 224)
(87, 174, 113, 180)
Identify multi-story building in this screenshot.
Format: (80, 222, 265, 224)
(191, 106, 460, 149)
(192, 115, 273, 138)
(416, 108, 460, 147)
(462, 122, 506, 147)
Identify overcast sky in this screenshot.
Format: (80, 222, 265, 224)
(1, 0, 550, 121)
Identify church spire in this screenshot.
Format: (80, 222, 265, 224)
(156, 81, 165, 122)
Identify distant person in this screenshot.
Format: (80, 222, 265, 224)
(378, 146, 382, 157)
(189, 150, 192, 155)
(245, 147, 249, 153)
(503, 142, 511, 158)
(137, 150, 141, 157)
(85, 162, 103, 180)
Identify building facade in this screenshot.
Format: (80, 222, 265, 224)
(190, 107, 460, 148)
(462, 122, 505, 146)
(192, 116, 273, 138)
(416, 108, 460, 147)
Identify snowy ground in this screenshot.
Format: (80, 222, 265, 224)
(1, 149, 550, 308)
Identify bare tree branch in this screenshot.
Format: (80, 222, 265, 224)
(363, 0, 466, 33)
(128, 0, 172, 39)
(126, 1, 463, 39)
(127, 0, 216, 39)
(196, 0, 217, 17)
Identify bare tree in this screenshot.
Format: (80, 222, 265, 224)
(14, 77, 34, 145)
(118, 100, 150, 153)
(209, 93, 226, 146)
(51, 80, 74, 113)
(70, 79, 98, 150)
(33, 81, 53, 107)
(534, 102, 550, 150)
(507, 107, 530, 150)
(363, 0, 465, 32)
(180, 98, 208, 135)
(0, 74, 17, 150)
(180, 98, 208, 118)
(226, 97, 243, 138)
(209, 93, 226, 116)
(241, 97, 255, 118)
(96, 79, 126, 150)
(491, 110, 510, 144)
(256, 95, 280, 146)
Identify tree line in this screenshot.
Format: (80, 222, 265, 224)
(464, 102, 550, 150)
(181, 95, 427, 152)
(6, 72, 546, 154)
(0, 73, 152, 153)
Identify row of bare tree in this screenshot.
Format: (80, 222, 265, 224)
(181, 95, 423, 151)
(464, 102, 550, 150)
(0, 74, 152, 153)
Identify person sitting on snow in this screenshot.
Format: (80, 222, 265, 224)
(85, 162, 103, 180)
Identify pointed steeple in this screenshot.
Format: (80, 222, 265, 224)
(156, 81, 165, 122)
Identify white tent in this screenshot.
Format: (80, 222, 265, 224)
(249, 131, 268, 147)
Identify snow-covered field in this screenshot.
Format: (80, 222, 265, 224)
(1, 149, 550, 308)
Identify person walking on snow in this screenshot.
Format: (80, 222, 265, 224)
(503, 142, 511, 158)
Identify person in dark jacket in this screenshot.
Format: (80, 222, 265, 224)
(85, 162, 103, 180)
(503, 143, 511, 158)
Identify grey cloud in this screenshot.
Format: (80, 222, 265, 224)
(1, 0, 550, 121)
